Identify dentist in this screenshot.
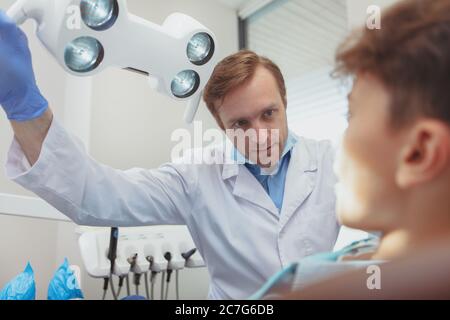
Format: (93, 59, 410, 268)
(0, 11, 339, 299)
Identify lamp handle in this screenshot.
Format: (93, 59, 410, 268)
(7, 0, 28, 24)
(184, 91, 202, 124)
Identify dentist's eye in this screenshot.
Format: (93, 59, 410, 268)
(263, 109, 275, 119)
(234, 120, 248, 128)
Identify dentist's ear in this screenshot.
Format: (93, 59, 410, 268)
(396, 120, 450, 189)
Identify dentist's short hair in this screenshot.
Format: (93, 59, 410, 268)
(203, 50, 287, 123)
(335, 0, 450, 127)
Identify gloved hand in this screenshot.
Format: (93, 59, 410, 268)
(0, 10, 48, 121)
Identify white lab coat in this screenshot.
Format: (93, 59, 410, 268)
(5, 119, 340, 300)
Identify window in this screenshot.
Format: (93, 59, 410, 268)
(241, 0, 370, 246)
(243, 0, 350, 145)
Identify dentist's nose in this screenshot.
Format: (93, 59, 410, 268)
(249, 120, 269, 141)
(248, 127, 269, 148)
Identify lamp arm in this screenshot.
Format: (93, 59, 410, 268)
(8, 0, 47, 25)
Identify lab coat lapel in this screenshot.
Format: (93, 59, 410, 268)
(223, 163, 280, 219)
(279, 138, 318, 230)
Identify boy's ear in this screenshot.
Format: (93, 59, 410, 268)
(396, 120, 450, 189)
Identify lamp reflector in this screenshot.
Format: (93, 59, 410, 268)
(187, 32, 214, 65)
(171, 70, 200, 98)
(80, 0, 119, 31)
(64, 36, 104, 73)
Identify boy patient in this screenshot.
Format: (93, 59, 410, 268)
(252, 0, 450, 299)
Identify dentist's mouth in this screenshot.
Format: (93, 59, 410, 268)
(251, 145, 274, 153)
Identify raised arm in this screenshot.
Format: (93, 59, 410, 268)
(1, 11, 196, 227)
(0, 11, 52, 164)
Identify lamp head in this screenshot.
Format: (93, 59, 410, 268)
(7, 0, 218, 122)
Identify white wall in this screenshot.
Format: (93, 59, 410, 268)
(0, 0, 238, 299)
(89, 0, 239, 169)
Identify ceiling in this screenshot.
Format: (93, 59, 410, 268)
(214, 0, 252, 10)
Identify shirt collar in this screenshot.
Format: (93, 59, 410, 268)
(231, 130, 298, 172)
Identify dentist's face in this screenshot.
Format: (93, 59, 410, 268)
(216, 66, 288, 168)
(335, 73, 406, 232)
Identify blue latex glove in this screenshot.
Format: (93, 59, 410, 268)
(0, 10, 48, 121)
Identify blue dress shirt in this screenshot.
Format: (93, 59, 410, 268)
(233, 132, 298, 211)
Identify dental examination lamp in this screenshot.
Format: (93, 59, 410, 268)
(7, 0, 219, 123)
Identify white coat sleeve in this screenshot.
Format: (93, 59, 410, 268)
(5, 119, 198, 227)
